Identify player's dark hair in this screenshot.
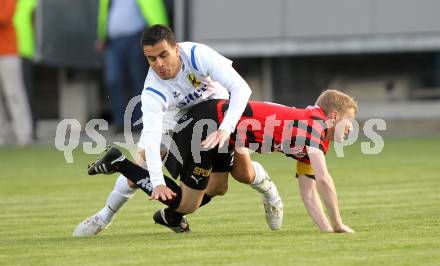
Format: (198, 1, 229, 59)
(141, 24, 177, 47)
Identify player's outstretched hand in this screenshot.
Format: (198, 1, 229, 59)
(201, 129, 230, 149)
(150, 185, 176, 201)
(333, 223, 355, 233)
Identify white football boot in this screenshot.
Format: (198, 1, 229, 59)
(72, 214, 109, 237)
(263, 197, 284, 230)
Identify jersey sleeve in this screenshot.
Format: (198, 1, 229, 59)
(191, 44, 252, 133)
(308, 119, 328, 153)
(139, 83, 168, 189)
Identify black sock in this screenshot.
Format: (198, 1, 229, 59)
(163, 176, 182, 208)
(200, 194, 212, 207)
(115, 158, 149, 185)
(114, 158, 183, 207)
(163, 207, 184, 226)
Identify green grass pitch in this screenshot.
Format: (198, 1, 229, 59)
(1, 136, 439, 265)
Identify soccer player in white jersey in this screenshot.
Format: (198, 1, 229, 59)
(73, 25, 283, 236)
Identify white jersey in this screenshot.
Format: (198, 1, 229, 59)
(139, 42, 252, 188)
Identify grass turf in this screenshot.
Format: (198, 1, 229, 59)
(1, 136, 439, 265)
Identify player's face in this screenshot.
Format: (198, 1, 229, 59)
(328, 108, 356, 143)
(143, 40, 181, 80)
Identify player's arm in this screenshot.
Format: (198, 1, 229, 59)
(196, 45, 252, 149)
(297, 174, 333, 232)
(307, 146, 354, 233)
(211, 66, 251, 135)
(141, 89, 176, 201)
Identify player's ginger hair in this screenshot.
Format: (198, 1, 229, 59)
(315, 89, 358, 115)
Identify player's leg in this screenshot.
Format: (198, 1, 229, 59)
(73, 125, 173, 236)
(88, 149, 146, 227)
(0, 59, 10, 145)
(81, 145, 213, 233)
(154, 150, 229, 231)
(152, 181, 205, 233)
(153, 162, 211, 233)
(103, 39, 126, 131)
(205, 172, 229, 197)
(202, 149, 234, 207)
(72, 174, 137, 237)
(196, 171, 229, 212)
(230, 147, 284, 230)
(126, 32, 147, 130)
(73, 147, 165, 237)
(0, 56, 33, 145)
(72, 148, 142, 237)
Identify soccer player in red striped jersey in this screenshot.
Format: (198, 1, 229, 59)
(172, 90, 357, 233)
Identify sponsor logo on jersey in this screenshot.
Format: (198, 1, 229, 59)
(186, 73, 201, 88)
(176, 86, 209, 108)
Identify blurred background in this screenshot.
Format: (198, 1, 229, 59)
(1, 0, 440, 146)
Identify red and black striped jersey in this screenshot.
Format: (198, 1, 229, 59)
(216, 100, 330, 164)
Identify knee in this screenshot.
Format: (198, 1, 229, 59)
(216, 182, 229, 196)
(210, 182, 228, 196)
(231, 166, 255, 184)
(217, 182, 228, 196)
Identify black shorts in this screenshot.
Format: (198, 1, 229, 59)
(164, 99, 233, 190)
